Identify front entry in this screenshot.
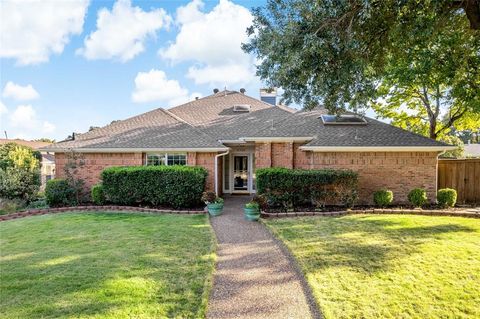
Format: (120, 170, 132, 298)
(233, 155, 249, 191)
(223, 150, 255, 194)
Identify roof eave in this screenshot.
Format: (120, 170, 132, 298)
(299, 146, 457, 152)
(241, 136, 314, 142)
(38, 147, 230, 153)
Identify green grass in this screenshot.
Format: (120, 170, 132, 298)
(0, 212, 216, 319)
(265, 215, 480, 319)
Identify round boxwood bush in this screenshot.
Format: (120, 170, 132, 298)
(91, 183, 106, 205)
(437, 188, 457, 208)
(373, 189, 393, 207)
(45, 179, 76, 207)
(408, 188, 428, 207)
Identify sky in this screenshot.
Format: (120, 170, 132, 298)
(0, 0, 271, 141)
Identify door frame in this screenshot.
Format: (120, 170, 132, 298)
(223, 152, 255, 194)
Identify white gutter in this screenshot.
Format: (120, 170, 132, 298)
(214, 149, 230, 196)
(299, 146, 458, 152)
(218, 140, 247, 144)
(38, 147, 230, 153)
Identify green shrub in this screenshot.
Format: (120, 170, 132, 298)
(256, 168, 358, 209)
(408, 188, 428, 207)
(437, 188, 457, 208)
(27, 198, 48, 209)
(245, 201, 260, 209)
(102, 166, 207, 208)
(0, 198, 26, 215)
(91, 183, 106, 205)
(373, 189, 394, 207)
(45, 179, 77, 207)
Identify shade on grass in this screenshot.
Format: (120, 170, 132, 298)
(265, 215, 480, 319)
(0, 212, 216, 319)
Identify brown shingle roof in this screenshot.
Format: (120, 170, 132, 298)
(0, 139, 52, 150)
(42, 90, 450, 152)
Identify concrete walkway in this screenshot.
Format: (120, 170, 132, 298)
(207, 196, 321, 319)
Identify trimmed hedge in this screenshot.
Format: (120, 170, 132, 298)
(256, 167, 358, 209)
(408, 188, 428, 207)
(437, 188, 457, 208)
(373, 189, 394, 207)
(101, 166, 208, 208)
(45, 179, 77, 207)
(91, 183, 106, 205)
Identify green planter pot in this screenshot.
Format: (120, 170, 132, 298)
(244, 207, 260, 221)
(207, 203, 224, 216)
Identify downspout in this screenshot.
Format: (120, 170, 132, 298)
(215, 150, 230, 196)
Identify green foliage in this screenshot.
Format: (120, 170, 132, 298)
(439, 135, 465, 158)
(91, 184, 106, 205)
(373, 190, 394, 208)
(256, 167, 358, 209)
(45, 179, 77, 207)
(245, 201, 260, 210)
(27, 198, 49, 209)
(102, 166, 207, 208)
(201, 191, 224, 205)
(437, 188, 457, 208)
(408, 188, 428, 207)
(0, 198, 26, 215)
(0, 143, 41, 201)
(244, 1, 480, 131)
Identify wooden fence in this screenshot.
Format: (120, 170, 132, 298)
(438, 159, 480, 204)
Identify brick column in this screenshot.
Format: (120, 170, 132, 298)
(255, 142, 272, 168)
(187, 152, 197, 166)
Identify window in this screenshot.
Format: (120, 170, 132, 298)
(167, 154, 186, 165)
(321, 114, 367, 125)
(146, 153, 186, 166)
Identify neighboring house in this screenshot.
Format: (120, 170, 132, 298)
(40, 90, 454, 204)
(464, 143, 480, 158)
(0, 139, 56, 188)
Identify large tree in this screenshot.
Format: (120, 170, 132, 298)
(243, 0, 480, 138)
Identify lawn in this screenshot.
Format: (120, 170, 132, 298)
(0, 212, 216, 319)
(265, 215, 480, 319)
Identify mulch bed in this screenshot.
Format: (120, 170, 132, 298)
(0, 205, 206, 222)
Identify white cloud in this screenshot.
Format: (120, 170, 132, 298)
(131, 69, 198, 106)
(159, 0, 256, 86)
(0, 0, 89, 65)
(77, 0, 171, 62)
(2, 82, 40, 101)
(8, 105, 55, 136)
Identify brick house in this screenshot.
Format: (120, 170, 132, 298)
(41, 89, 454, 204)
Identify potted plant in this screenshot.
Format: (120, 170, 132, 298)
(201, 191, 224, 216)
(244, 201, 260, 221)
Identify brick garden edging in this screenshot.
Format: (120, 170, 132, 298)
(0, 206, 206, 222)
(261, 208, 480, 219)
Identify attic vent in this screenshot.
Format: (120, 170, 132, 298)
(233, 104, 251, 112)
(321, 114, 367, 125)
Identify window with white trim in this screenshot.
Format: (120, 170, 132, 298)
(146, 153, 186, 166)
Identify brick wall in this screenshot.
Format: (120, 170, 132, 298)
(255, 143, 439, 204)
(56, 151, 218, 194)
(194, 152, 217, 192)
(55, 152, 144, 190)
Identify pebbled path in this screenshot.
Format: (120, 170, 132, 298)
(207, 196, 321, 319)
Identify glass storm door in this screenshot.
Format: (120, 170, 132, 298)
(233, 155, 249, 191)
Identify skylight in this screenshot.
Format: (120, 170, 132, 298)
(233, 104, 251, 112)
(321, 114, 367, 125)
